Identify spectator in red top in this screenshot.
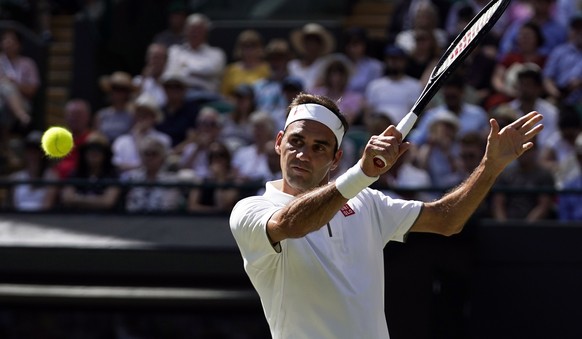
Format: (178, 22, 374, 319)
(54, 99, 93, 179)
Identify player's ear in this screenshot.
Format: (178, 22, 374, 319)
(275, 131, 284, 155)
(330, 148, 343, 171)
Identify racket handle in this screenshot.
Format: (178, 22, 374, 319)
(373, 112, 419, 168)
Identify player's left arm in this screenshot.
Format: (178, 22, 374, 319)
(410, 112, 544, 236)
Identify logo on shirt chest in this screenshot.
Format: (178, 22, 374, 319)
(340, 203, 355, 217)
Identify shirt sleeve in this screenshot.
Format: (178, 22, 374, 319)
(362, 188, 423, 245)
(229, 196, 282, 269)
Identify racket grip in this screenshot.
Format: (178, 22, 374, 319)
(373, 112, 418, 168)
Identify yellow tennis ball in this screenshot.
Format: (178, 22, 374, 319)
(41, 127, 74, 158)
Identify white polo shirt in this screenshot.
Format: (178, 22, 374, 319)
(230, 180, 423, 339)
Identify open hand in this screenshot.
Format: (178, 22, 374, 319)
(485, 111, 544, 172)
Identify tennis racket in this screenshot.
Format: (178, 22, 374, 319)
(373, 0, 511, 168)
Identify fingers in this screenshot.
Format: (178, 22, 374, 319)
(507, 111, 543, 130)
(380, 125, 403, 142)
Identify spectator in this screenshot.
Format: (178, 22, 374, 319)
(232, 111, 277, 183)
(163, 13, 226, 101)
(187, 141, 240, 213)
(489, 22, 547, 107)
(156, 72, 201, 152)
(289, 23, 335, 91)
(539, 106, 582, 189)
(254, 38, 293, 128)
(123, 136, 183, 213)
(60, 132, 121, 211)
(94, 71, 136, 143)
(415, 110, 463, 189)
(364, 44, 422, 122)
(406, 29, 441, 84)
(458, 132, 490, 219)
(221, 84, 256, 152)
(152, 1, 188, 48)
(507, 67, 559, 148)
(112, 94, 172, 173)
(395, 1, 448, 55)
(54, 99, 94, 179)
(179, 106, 223, 179)
(311, 55, 364, 126)
(492, 139, 555, 222)
(0, 28, 40, 110)
(387, 0, 451, 44)
(409, 75, 489, 145)
(446, 0, 512, 39)
(543, 14, 582, 106)
(342, 27, 383, 95)
(133, 43, 168, 107)
(558, 133, 582, 221)
(220, 29, 270, 99)
(498, 0, 567, 58)
(268, 75, 304, 132)
(8, 131, 58, 211)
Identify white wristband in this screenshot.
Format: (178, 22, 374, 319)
(335, 162, 379, 199)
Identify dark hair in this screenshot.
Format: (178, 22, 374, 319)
(75, 141, 116, 179)
(517, 68, 543, 86)
(521, 21, 545, 48)
(207, 141, 232, 170)
(286, 93, 349, 152)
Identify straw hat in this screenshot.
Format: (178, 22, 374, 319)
(99, 71, 137, 92)
(290, 23, 335, 56)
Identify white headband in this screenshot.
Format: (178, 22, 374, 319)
(285, 103, 344, 147)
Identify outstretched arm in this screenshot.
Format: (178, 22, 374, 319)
(411, 112, 544, 236)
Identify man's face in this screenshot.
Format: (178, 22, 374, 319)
(275, 120, 341, 195)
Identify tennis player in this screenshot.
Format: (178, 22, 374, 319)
(230, 93, 543, 339)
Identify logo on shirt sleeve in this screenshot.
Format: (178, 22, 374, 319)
(340, 203, 355, 217)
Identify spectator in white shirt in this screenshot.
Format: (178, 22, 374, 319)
(112, 94, 171, 173)
(163, 13, 226, 101)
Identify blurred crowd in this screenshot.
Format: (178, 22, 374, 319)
(0, 0, 581, 222)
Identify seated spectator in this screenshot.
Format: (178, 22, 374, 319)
(289, 23, 335, 91)
(395, 1, 448, 55)
(492, 139, 556, 222)
(458, 132, 491, 219)
(54, 99, 94, 179)
(151, 1, 188, 47)
(507, 66, 559, 148)
(409, 75, 489, 146)
(60, 132, 121, 211)
(543, 14, 582, 106)
(558, 133, 582, 221)
(8, 131, 58, 211)
(232, 111, 277, 184)
(268, 75, 304, 132)
(187, 141, 240, 213)
(415, 110, 463, 189)
(112, 94, 172, 173)
(156, 72, 201, 152)
(220, 84, 256, 152)
(133, 43, 168, 107)
(254, 38, 293, 124)
(539, 106, 582, 189)
(163, 13, 226, 101)
(342, 27, 383, 95)
(406, 29, 441, 84)
(220, 29, 270, 99)
(498, 0, 567, 58)
(179, 106, 223, 179)
(489, 22, 547, 107)
(122, 136, 183, 213)
(0, 28, 39, 149)
(310, 55, 364, 126)
(364, 44, 422, 122)
(94, 71, 136, 142)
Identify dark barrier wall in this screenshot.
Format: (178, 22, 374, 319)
(1, 213, 582, 338)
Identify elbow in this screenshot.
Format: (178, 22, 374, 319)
(442, 222, 466, 237)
